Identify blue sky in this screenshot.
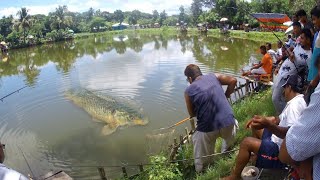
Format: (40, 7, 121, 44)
(0, 0, 193, 17)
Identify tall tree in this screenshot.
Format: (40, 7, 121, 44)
(50, 5, 73, 30)
(129, 10, 141, 24)
(152, 10, 159, 23)
(179, 6, 186, 22)
(159, 10, 167, 26)
(191, 0, 203, 24)
(86, 7, 95, 21)
(0, 16, 13, 38)
(14, 7, 32, 44)
(114, 10, 124, 24)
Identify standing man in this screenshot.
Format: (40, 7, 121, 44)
(296, 9, 315, 35)
(184, 64, 238, 172)
(272, 28, 312, 115)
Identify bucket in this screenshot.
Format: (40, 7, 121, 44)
(241, 166, 259, 180)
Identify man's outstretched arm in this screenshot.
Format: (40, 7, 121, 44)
(215, 73, 237, 98)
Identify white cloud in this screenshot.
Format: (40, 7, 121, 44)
(0, 0, 193, 17)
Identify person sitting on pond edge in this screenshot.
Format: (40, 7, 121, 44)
(224, 74, 307, 180)
(184, 64, 238, 173)
(242, 45, 273, 76)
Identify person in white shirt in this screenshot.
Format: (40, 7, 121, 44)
(276, 41, 283, 59)
(266, 42, 277, 63)
(272, 28, 312, 115)
(224, 74, 307, 180)
(0, 144, 28, 180)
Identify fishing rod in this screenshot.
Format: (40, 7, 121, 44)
(0, 86, 28, 102)
(18, 146, 36, 179)
(153, 117, 192, 131)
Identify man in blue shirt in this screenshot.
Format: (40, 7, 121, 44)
(184, 64, 238, 172)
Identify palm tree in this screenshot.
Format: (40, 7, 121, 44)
(50, 5, 73, 30)
(13, 7, 32, 44)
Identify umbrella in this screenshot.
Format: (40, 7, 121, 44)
(285, 26, 293, 34)
(283, 21, 293, 26)
(27, 35, 34, 39)
(68, 29, 74, 33)
(0, 41, 6, 45)
(220, 17, 228, 22)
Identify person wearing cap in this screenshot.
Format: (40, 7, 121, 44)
(184, 64, 238, 173)
(224, 74, 306, 180)
(0, 143, 28, 180)
(272, 28, 312, 115)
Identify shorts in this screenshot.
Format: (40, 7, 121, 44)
(251, 67, 267, 74)
(256, 130, 286, 169)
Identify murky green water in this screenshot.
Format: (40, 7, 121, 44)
(0, 33, 260, 179)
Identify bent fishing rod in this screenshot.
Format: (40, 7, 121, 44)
(0, 86, 28, 102)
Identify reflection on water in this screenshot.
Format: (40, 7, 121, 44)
(0, 33, 260, 179)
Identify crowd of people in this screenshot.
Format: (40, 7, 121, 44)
(184, 6, 320, 180)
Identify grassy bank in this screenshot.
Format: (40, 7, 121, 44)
(131, 89, 275, 180)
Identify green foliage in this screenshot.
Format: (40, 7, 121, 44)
(7, 30, 21, 46)
(89, 17, 106, 32)
(114, 10, 125, 24)
(46, 29, 70, 41)
(163, 16, 178, 26)
(292, 0, 316, 15)
(198, 10, 219, 24)
(0, 16, 13, 38)
(134, 155, 183, 180)
(191, 0, 203, 24)
(159, 10, 167, 26)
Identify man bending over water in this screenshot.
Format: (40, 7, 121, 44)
(184, 64, 238, 172)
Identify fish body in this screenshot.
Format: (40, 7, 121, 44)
(65, 89, 148, 135)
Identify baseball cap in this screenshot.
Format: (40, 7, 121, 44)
(281, 74, 303, 90)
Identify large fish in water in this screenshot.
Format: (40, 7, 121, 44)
(65, 89, 148, 135)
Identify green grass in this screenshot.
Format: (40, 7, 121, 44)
(229, 30, 286, 43)
(130, 89, 275, 180)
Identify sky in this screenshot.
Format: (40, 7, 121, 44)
(0, 0, 193, 17)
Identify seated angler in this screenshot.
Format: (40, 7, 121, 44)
(224, 74, 306, 180)
(242, 45, 273, 76)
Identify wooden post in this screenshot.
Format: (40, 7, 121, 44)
(185, 127, 190, 143)
(122, 167, 128, 178)
(98, 167, 107, 180)
(190, 118, 195, 131)
(245, 79, 249, 94)
(139, 165, 144, 172)
(236, 89, 241, 101)
(180, 135, 184, 144)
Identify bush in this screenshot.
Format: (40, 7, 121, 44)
(134, 155, 183, 180)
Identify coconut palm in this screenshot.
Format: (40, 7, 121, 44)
(13, 7, 32, 44)
(50, 5, 73, 30)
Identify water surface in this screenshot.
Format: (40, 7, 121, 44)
(0, 33, 260, 179)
